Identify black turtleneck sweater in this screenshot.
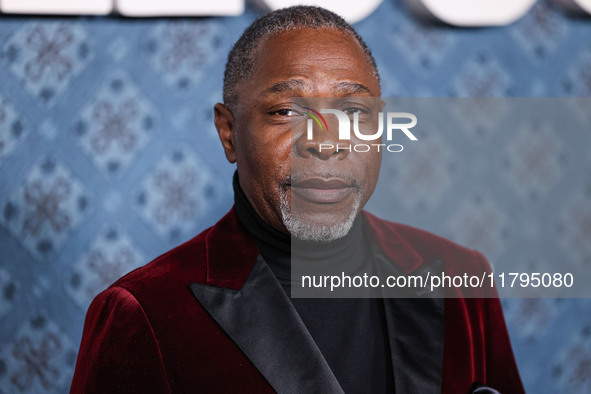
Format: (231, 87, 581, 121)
(233, 172, 394, 394)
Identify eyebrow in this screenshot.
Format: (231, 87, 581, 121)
(262, 79, 306, 96)
(260, 79, 375, 98)
(332, 81, 374, 96)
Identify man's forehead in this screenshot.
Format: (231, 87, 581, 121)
(262, 79, 375, 97)
(233, 27, 381, 110)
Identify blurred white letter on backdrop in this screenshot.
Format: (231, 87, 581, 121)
(1, 0, 113, 14)
(254, 0, 383, 24)
(403, 0, 537, 26)
(1, 0, 589, 21)
(115, 0, 243, 16)
(554, 0, 591, 14)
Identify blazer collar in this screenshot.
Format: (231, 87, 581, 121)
(191, 256, 344, 394)
(362, 210, 425, 274)
(204, 207, 260, 289)
(198, 207, 442, 393)
(198, 207, 344, 393)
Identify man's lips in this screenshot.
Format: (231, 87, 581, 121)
(290, 178, 354, 204)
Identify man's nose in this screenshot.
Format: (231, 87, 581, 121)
(295, 118, 349, 160)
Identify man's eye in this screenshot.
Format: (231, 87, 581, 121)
(271, 109, 297, 116)
(344, 107, 365, 115)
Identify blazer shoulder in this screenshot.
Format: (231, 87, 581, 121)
(71, 285, 173, 394)
(110, 224, 212, 294)
(104, 206, 257, 297)
(363, 211, 487, 268)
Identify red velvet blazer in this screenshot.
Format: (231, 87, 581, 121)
(71, 208, 524, 393)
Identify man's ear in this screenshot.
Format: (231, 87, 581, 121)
(214, 103, 237, 163)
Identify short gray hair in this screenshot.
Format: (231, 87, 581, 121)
(223, 5, 380, 113)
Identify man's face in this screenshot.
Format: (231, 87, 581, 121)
(215, 27, 382, 240)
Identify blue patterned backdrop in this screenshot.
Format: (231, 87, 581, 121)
(1, 0, 591, 392)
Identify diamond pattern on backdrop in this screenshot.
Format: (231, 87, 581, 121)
(146, 20, 221, 92)
(382, 131, 455, 212)
(2, 23, 91, 106)
(503, 121, 566, 203)
(556, 329, 591, 393)
(511, 0, 568, 62)
(0, 315, 77, 393)
(75, 71, 155, 176)
(1, 157, 89, 260)
(389, 15, 456, 76)
(66, 226, 144, 311)
(448, 193, 508, 262)
(453, 52, 512, 96)
(134, 146, 217, 240)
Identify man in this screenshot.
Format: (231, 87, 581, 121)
(71, 6, 524, 393)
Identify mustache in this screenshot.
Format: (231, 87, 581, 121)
(280, 172, 363, 190)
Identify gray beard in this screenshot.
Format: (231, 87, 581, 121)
(279, 186, 362, 243)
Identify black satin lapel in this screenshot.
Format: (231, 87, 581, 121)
(189, 256, 344, 394)
(379, 255, 445, 393)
